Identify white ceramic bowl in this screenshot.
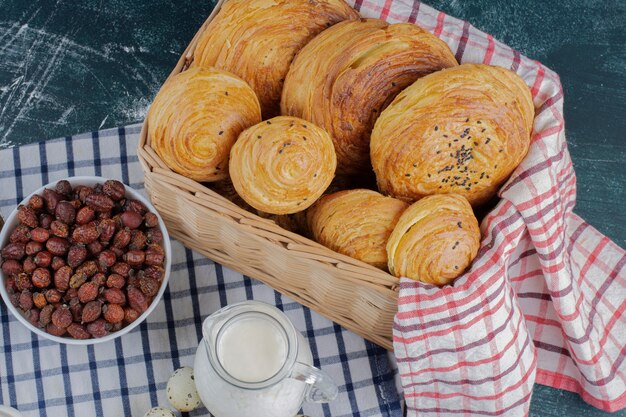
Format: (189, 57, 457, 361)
(0, 176, 172, 345)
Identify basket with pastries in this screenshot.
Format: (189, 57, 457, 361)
(137, 0, 534, 349)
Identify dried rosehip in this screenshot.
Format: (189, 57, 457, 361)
(127, 286, 149, 313)
(69, 271, 88, 289)
(30, 227, 50, 243)
(25, 241, 44, 256)
(144, 212, 159, 228)
(39, 213, 54, 229)
(112, 228, 131, 249)
(103, 303, 124, 324)
(145, 244, 165, 267)
(17, 205, 39, 228)
(76, 260, 98, 278)
(103, 288, 126, 304)
(54, 266, 72, 291)
(86, 318, 110, 338)
(92, 272, 107, 287)
(51, 306, 73, 328)
(75, 206, 96, 225)
(97, 211, 112, 220)
(67, 323, 91, 339)
(123, 199, 147, 215)
(103, 180, 126, 201)
(139, 276, 160, 297)
(120, 211, 143, 229)
(19, 290, 34, 310)
(98, 250, 117, 269)
(26, 308, 40, 326)
(70, 301, 83, 322)
(44, 289, 62, 304)
(82, 301, 102, 323)
(51, 256, 66, 271)
(55, 180, 73, 197)
(9, 293, 20, 308)
(72, 223, 101, 244)
(146, 228, 163, 244)
(23, 256, 36, 273)
(34, 251, 53, 268)
(86, 193, 114, 212)
(124, 250, 145, 268)
(46, 323, 67, 337)
(28, 194, 44, 211)
(123, 307, 140, 324)
(50, 220, 69, 238)
(46, 237, 70, 256)
(76, 185, 94, 203)
(64, 287, 79, 302)
(33, 292, 47, 309)
(106, 274, 125, 289)
(15, 272, 33, 290)
(39, 304, 54, 327)
(43, 189, 62, 214)
(10, 225, 31, 243)
(67, 245, 88, 268)
(98, 219, 117, 243)
(87, 240, 104, 257)
(2, 242, 26, 260)
(78, 281, 99, 303)
(5, 276, 17, 292)
(55, 201, 76, 224)
(111, 262, 131, 277)
(129, 230, 147, 251)
(31, 268, 51, 288)
(1, 259, 23, 276)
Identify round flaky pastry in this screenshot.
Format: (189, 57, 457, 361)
(192, 0, 359, 118)
(148, 67, 261, 182)
(281, 18, 458, 174)
(307, 189, 409, 269)
(371, 63, 534, 206)
(386, 194, 480, 286)
(229, 116, 336, 214)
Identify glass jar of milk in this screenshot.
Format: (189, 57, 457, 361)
(194, 301, 338, 417)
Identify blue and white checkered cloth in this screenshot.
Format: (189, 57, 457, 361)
(0, 125, 402, 417)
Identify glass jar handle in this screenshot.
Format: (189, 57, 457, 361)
(290, 361, 338, 403)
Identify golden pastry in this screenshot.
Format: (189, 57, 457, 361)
(371, 63, 534, 206)
(148, 67, 261, 182)
(386, 194, 480, 286)
(192, 0, 359, 118)
(307, 189, 409, 269)
(281, 18, 458, 174)
(229, 116, 336, 214)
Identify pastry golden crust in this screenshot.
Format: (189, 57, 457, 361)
(371, 63, 534, 206)
(192, 0, 359, 118)
(148, 67, 261, 182)
(229, 116, 336, 215)
(281, 18, 458, 174)
(386, 194, 480, 286)
(307, 189, 409, 269)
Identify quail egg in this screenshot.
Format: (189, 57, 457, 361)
(167, 366, 202, 412)
(142, 407, 176, 417)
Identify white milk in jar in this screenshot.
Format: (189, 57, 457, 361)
(193, 301, 336, 417)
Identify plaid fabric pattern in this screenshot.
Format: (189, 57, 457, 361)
(0, 126, 402, 417)
(349, 0, 626, 415)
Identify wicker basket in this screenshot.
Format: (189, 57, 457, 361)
(137, 0, 399, 350)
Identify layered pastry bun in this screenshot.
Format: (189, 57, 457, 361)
(282, 18, 458, 174)
(229, 116, 336, 215)
(192, 0, 359, 117)
(386, 194, 481, 286)
(371, 63, 534, 206)
(148, 67, 261, 182)
(307, 189, 409, 269)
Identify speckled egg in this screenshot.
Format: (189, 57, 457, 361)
(142, 407, 176, 417)
(166, 366, 202, 412)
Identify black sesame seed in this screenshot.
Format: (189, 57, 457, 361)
(434, 126, 439, 131)
(477, 121, 482, 124)
(499, 149, 503, 153)
(302, 124, 307, 128)
(485, 138, 491, 144)
(453, 139, 459, 142)
(465, 118, 469, 122)
(303, 136, 307, 141)
(455, 265, 459, 270)
(427, 173, 431, 177)
(225, 91, 229, 96)
(392, 82, 397, 87)
(457, 221, 462, 228)
(494, 164, 498, 168)
(443, 134, 448, 138)
(219, 131, 224, 135)
(481, 128, 486, 132)
(257, 135, 262, 139)
(278, 150, 283, 154)
(314, 173, 318, 177)
(405, 173, 411, 177)
(473, 141, 478, 146)
(413, 163, 417, 167)
(436, 150, 441, 154)
(267, 121, 272, 124)
(448, 143, 451, 147)
(465, 187, 471, 190)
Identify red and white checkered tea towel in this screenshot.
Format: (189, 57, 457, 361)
(348, 0, 626, 415)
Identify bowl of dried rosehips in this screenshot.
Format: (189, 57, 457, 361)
(0, 177, 171, 344)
